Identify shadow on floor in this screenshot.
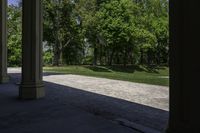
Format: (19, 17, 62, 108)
(0, 73, 169, 133)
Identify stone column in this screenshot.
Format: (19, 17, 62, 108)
(0, 0, 9, 83)
(19, 0, 45, 99)
(166, 0, 200, 133)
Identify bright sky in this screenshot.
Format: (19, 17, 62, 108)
(8, 0, 20, 5)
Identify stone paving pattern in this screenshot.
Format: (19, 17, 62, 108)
(44, 74, 169, 111)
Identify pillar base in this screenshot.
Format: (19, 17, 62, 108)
(0, 75, 9, 83)
(19, 83, 45, 99)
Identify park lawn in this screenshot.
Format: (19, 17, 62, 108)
(44, 65, 169, 86)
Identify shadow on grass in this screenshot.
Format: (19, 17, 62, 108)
(84, 65, 113, 72)
(84, 65, 162, 74)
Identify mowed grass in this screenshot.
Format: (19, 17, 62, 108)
(44, 65, 169, 86)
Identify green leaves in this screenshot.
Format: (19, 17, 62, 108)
(7, 5, 22, 67)
(8, 0, 169, 67)
(96, 0, 139, 49)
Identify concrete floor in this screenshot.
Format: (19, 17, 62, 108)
(0, 84, 138, 133)
(0, 68, 169, 133)
(44, 74, 169, 111)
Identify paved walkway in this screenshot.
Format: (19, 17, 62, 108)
(2, 68, 169, 133)
(9, 68, 169, 111)
(44, 74, 169, 111)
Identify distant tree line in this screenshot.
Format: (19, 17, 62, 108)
(7, 0, 169, 67)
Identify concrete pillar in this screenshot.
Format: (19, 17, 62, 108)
(19, 0, 45, 99)
(167, 0, 200, 133)
(0, 0, 9, 83)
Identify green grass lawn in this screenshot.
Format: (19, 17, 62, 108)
(44, 65, 169, 86)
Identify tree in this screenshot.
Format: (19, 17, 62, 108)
(7, 0, 169, 67)
(96, 0, 142, 66)
(137, 0, 169, 65)
(43, 0, 84, 66)
(74, 0, 100, 65)
(7, 5, 22, 66)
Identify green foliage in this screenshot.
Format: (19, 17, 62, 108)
(7, 5, 22, 67)
(96, 0, 138, 45)
(43, 51, 53, 65)
(93, 0, 168, 66)
(8, 0, 169, 67)
(43, 0, 85, 66)
(138, 0, 169, 65)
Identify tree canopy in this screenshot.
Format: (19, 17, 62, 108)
(8, 0, 169, 67)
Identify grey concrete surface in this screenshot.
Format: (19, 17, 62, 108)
(1, 68, 169, 133)
(0, 77, 138, 133)
(44, 74, 169, 111)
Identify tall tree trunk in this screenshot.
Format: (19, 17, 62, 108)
(93, 44, 98, 66)
(140, 49, 144, 65)
(99, 44, 103, 65)
(109, 48, 114, 66)
(116, 52, 120, 64)
(60, 43, 63, 65)
(53, 34, 62, 66)
(52, 0, 62, 66)
(147, 49, 152, 66)
(123, 48, 128, 67)
(130, 52, 134, 65)
(53, 47, 60, 66)
(157, 51, 161, 65)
